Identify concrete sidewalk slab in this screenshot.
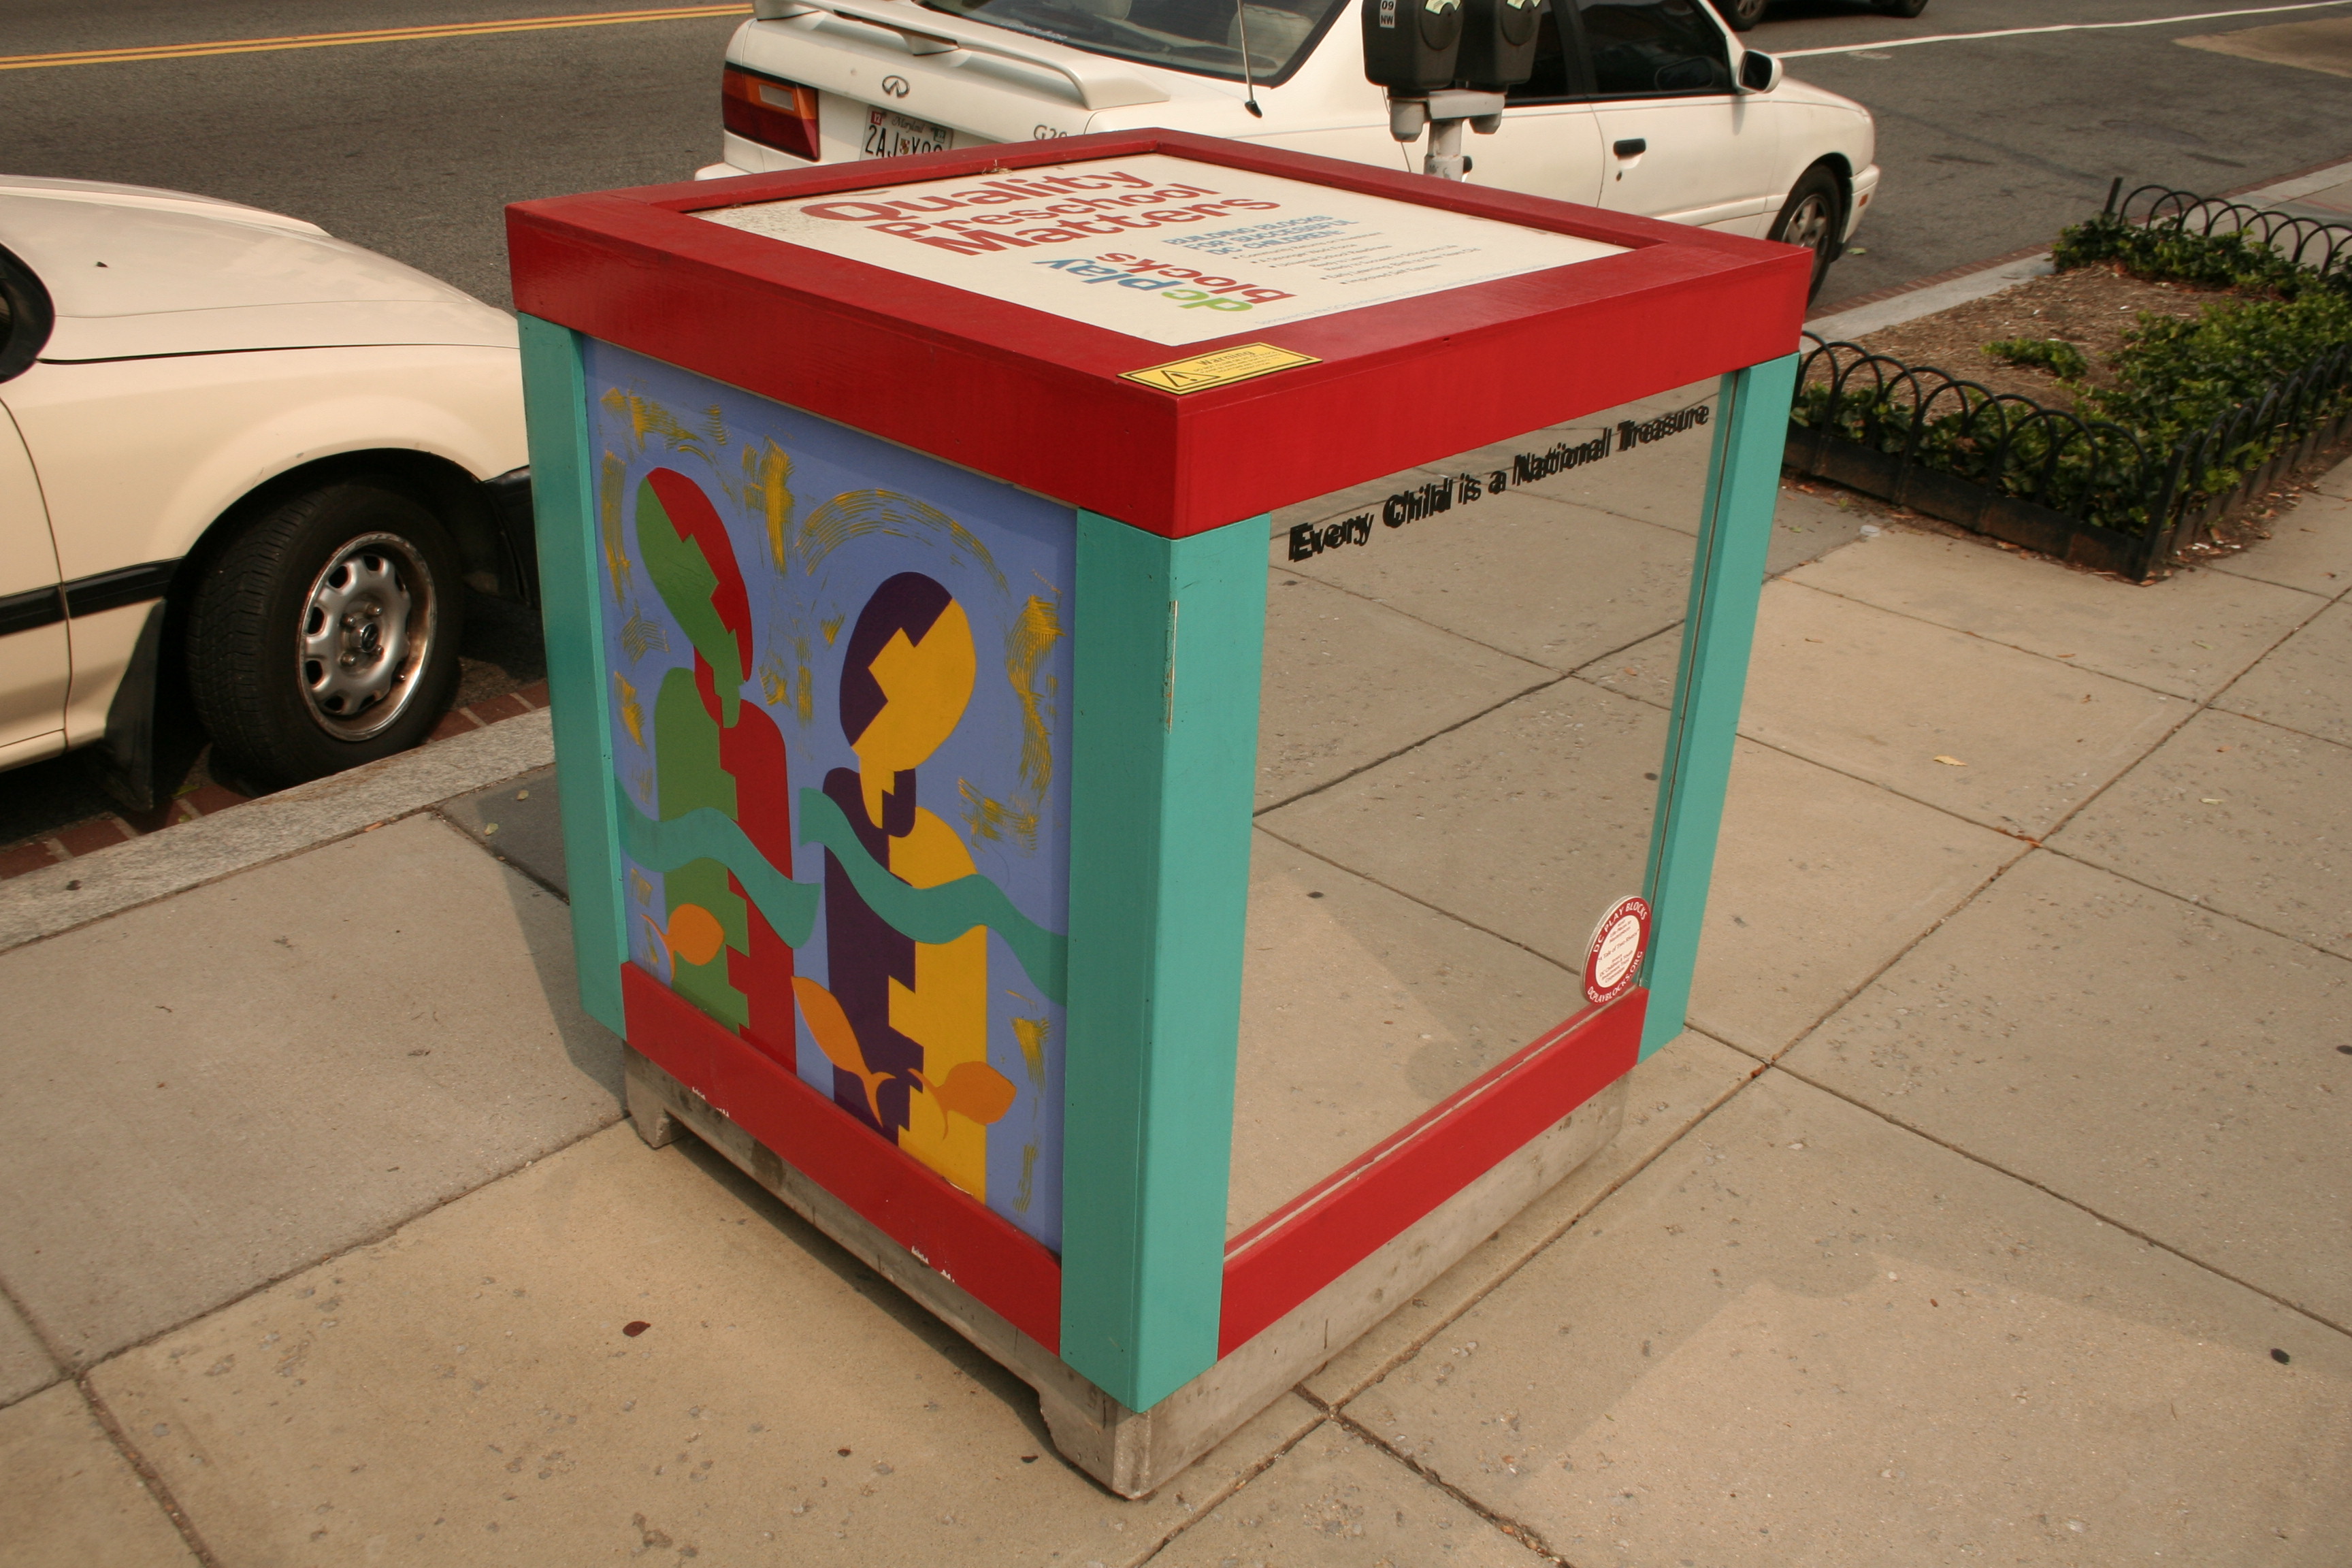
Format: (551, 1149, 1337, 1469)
(1146, 1426, 1544, 1567)
(0, 815, 620, 1368)
(1275, 492, 1697, 674)
(1341, 1070, 2352, 1567)
(1784, 526, 2328, 702)
(2214, 598, 2352, 748)
(1260, 681, 1665, 973)
(1257, 572, 1554, 811)
(0, 1382, 195, 1567)
(1686, 740, 2022, 1062)
(2206, 489, 2352, 597)
(88, 1124, 1316, 1568)
(1601, 578, 2185, 840)
(1784, 850, 2352, 1325)
(0, 1294, 58, 1409)
(1301, 1030, 1759, 1409)
(1232, 833, 1586, 1236)
(2051, 706, 2352, 960)
(0, 710, 553, 955)
(437, 766, 568, 898)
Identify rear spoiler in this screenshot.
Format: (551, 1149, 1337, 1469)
(750, 0, 1173, 111)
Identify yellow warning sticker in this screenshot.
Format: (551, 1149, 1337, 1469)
(1120, 342, 1321, 394)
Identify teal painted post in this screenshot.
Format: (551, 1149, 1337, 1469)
(1060, 509, 1269, 1411)
(519, 315, 628, 1036)
(1638, 353, 1799, 1060)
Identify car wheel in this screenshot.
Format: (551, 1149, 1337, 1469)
(1871, 0, 1927, 16)
(1769, 164, 1844, 302)
(1711, 0, 1769, 28)
(187, 480, 464, 791)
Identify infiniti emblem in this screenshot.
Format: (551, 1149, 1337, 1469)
(881, 74, 911, 97)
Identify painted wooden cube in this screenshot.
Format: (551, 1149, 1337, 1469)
(508, 130, 1806, 1499)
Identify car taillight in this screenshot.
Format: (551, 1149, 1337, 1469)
(722, 66, 821, 161)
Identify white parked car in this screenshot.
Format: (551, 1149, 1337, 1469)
(698, 0, 1878, 295)
(0, 177, 529, 802)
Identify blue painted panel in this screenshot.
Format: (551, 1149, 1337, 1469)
(581, 340, 1076, 1251)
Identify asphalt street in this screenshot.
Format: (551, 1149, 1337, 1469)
(2, 0, 2350, 847)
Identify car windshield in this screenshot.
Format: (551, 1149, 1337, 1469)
(917, 0, 1347, 86)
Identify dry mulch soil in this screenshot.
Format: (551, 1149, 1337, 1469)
(1818, 263, 2224, 404)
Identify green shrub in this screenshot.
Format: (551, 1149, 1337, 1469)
(1795, 214, 2352, 538)
(2052, 212, 2351, 301)
(1984, 336, 2091, 380)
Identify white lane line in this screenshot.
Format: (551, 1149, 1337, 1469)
(1776, 0, 2352, 59)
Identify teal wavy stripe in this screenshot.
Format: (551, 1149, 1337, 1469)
(797, 788, 1068, 1004)
(615, 782, 819, 945)
(609, 779, 1068, 1003)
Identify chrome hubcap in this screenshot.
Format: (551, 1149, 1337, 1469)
(1784, 194, 1833, 259)
(298, 533, 434, 740)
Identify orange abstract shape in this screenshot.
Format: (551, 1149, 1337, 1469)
(644, 902, 726, 969)
(919, 1060, 1017, 1126)
(792, 976, 891, 1122)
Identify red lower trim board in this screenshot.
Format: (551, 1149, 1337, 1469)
(621, 963, 1062, 1352)
(1217, 991, 1646, 1356)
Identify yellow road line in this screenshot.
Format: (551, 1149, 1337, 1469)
(0, 4, 751, 71)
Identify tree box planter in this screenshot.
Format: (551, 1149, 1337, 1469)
(508, 130, 1808, 1498)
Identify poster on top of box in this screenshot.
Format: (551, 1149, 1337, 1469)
(697, 153, 1625, 348)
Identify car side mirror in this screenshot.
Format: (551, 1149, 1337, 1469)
(1738, 48, 1781, 93)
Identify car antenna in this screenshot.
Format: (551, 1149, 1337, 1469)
(1235, 0, 1263, 116)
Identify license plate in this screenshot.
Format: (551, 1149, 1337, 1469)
(862, 108, 953, 160)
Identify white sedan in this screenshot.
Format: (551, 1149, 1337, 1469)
(697, 0, 1878, 297)
(0, 177, 529, 802)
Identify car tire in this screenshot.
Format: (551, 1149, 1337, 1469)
(1769, 163, 1844, 303)
(1871, 0, 1927, 16)
(1711, 0, 1769, 29)
(187, 480, 464, 792)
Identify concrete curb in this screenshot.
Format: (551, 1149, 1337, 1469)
(0, 710, 554, 954)
(1806, 252, 2055, 343)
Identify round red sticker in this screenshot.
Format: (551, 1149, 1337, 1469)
(1582, 896, 1652, 1007)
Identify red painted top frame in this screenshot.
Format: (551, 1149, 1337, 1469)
(508, 130, 1810, 539)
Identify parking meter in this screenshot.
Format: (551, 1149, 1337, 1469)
(1362, 0, 1462, 93)
(1456, 0, 1541, 92)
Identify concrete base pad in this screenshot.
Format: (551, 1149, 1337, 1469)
(623, 1046, 1624, 1499)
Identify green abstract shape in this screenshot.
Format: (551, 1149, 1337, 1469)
(617, 783, 819, 947)
(796, 789, 1068, 1004)
(638, 478, 744, 722)
(609, 781, 1068, 1004)
(649, 667, 747, 1028)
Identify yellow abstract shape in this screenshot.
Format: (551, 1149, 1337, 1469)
(644, 902, 726, 970)
(614, 672, 644, 747)
(795, 663, 813, 725)
(889, 808, 989, 1200)
(627, 868, 654, 907)
(855, 601, 975, 823)
(958, 779, 1040, 853)
(1011, 1015, 1051, 1090)
(600, 387, 718, 465)
(702, 404, 730, 447)
(598, 450, 632, 601)
(1004, 593, 1062, 799)
(798, 489, 1006, 591)
(793, 976, 892, 1123)
(742, 438, 795, 571)
(819, 612, 845, 646)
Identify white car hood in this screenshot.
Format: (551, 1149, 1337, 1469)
(0, 177, 517, 361)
